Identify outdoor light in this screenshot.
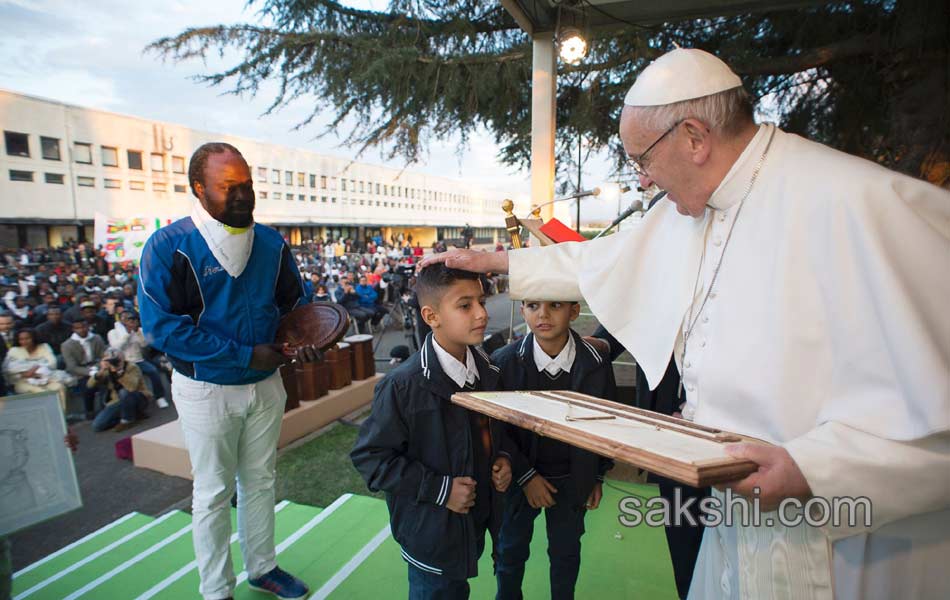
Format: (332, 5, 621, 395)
(558, 27, 588, 64)
(600, 182, 623, 203)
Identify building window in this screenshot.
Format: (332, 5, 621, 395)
(174, 184, 187, 193)
(73, 142, 93, 164)
(257, 167, 267, 182)
(130, 180, 145, 191)
(298, 194, 305, 201)
(153, 181, 167, 192)
(101, 146, 119, 167)
(4, 131, 30, 157)
(128, 150, 143, 170)
(9, 170, 33, 182)
(44, 173, 64, 184)
(272, 169, 280, 184)
(321, 175, 327, 189)
(172, 156, 186, 174)
(104, 178, 121, 189)
(77, 176, 95, 187)
(273, 192, 281, 200)
(350, 179, 356, 192)
(321, 196, 327, 203)
(310, 195, 317, 202)
(285, 170, 292, 185)
(150, 153, 164, 172)
(259, 191, 268, 199)
(310, 174, 316, 188)
(331, 177, 337, 191)
(341, 179, 347, 192)
(359, 181, 365, 193)
(41, 137, 61, 161)
(331, 196, 337, 203)
(297, 172, 305, 187)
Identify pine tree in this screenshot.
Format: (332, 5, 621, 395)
(149, 0, 949, 186)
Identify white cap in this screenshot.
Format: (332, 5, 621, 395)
(624, 48, 742, 107)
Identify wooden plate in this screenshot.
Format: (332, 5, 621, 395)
(275, 303, 350, 350)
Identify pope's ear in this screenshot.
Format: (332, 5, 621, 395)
(683, 119, 712, 164)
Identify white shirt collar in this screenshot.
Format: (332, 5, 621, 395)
(190, 202, 255, 278)
(431, 336, 479, 388)
(532, 333, 576, 376)
(707, 123, 774, 211)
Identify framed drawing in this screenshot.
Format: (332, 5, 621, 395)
(452, 390, 766, 487)
(0, 391, 82, 536)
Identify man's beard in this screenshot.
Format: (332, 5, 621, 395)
(219, 182, 255, 227)
(220, 206, 254, 228)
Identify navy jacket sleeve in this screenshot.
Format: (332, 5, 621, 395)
(138, 234, 254, 369)
(489, 346, 538, 487)
(350, 377, 453, 507)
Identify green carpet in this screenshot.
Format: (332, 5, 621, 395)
(13, 481, 677, 599)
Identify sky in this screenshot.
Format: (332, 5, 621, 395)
(0, 0, 629, 223)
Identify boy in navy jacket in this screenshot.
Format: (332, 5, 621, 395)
(351, 264, 512, 599)
(491, 300, 616, 600)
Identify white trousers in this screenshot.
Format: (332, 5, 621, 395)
(172, 370, 286, 600)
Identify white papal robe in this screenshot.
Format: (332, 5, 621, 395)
(508, 124, 950, 599)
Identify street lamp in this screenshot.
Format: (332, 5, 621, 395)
(558, 27, 588, 64)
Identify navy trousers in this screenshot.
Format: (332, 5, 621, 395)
(495, 476, 587, 600)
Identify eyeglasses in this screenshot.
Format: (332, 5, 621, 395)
(627, 120, 682, 177)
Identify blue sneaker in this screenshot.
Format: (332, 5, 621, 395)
(248, 566, 310, 600)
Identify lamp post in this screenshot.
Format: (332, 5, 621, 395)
(576, 135, 583, 232)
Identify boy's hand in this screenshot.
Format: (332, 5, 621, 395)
(445, 476, 477, 514)
(523, 474, 557, 509)
(585, 481, 603, 510)
(491, 457, 512, 492)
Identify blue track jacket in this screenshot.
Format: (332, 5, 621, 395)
(138, 217, 307, 385)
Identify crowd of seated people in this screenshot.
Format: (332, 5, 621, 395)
(0, 232, 471, 422)
(0, 242, 168, 431)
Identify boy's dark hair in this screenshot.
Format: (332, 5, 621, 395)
(414, 263, 480, 308)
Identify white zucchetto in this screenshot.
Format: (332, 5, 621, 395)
(624, 48, 743, 107)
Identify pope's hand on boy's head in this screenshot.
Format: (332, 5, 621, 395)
(417, 249, 509, 275)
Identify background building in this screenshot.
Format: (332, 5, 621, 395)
(0, 89, 523, 249)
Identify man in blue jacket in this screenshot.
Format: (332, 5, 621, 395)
(139, 142, 317, 600)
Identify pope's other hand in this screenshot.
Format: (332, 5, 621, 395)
(250, 343, 290, 371)
(418, 249, 509, 274)
(716, 443, 812, 512)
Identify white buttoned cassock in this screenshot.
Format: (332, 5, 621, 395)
(507, 124, 950, 599)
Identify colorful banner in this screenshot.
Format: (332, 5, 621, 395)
(93, 213, 174, 263)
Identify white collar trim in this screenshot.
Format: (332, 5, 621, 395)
(431, 337, 478, 388)
(532, 333, 575, 376)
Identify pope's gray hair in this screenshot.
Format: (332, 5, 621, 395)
(629, 86, 755, 137)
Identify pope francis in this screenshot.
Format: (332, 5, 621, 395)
(421, 48, 950, 599)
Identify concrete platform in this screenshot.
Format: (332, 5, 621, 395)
(132, 374, 381, 480)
